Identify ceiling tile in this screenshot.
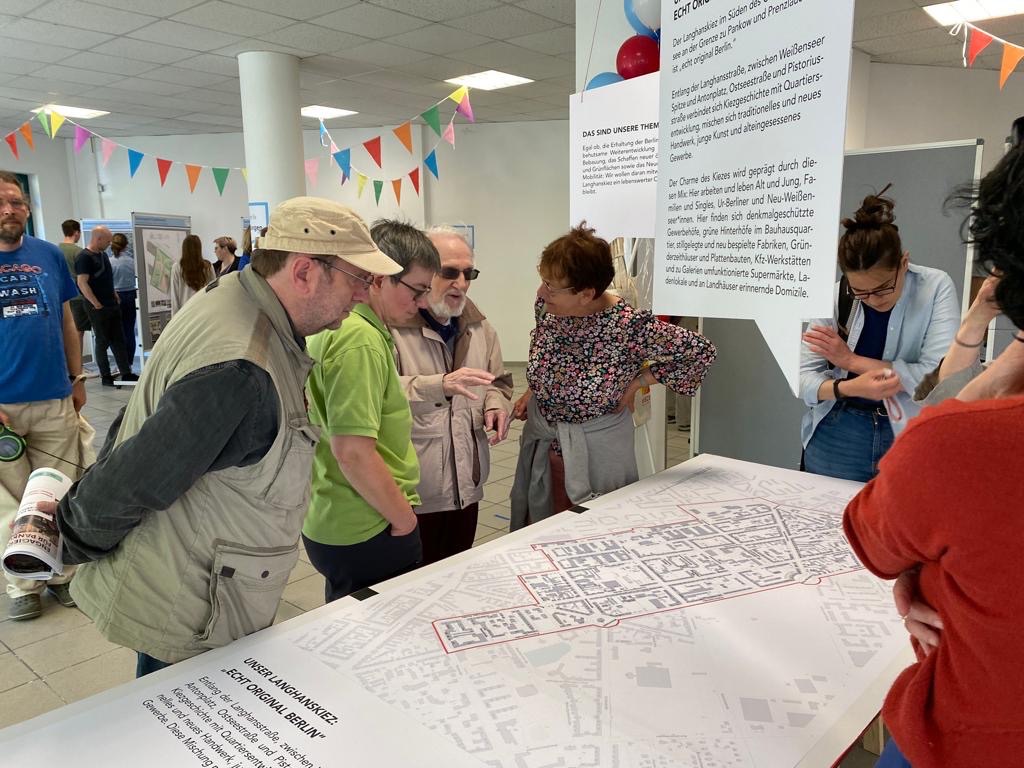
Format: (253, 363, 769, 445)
(365, 0, 501, 23)
(301, 54, 382, 79)
(218, 40, 307, 58)
(456, 41, 571, 80)
(58, 51, 162, 76)
(229, 0, 358, 19)
(384, 23, 490, 55)
(138, 66, 230, 88)
(107, 78, 191, 96)
(0, 0, 49, 13)
(171, 1, 291, 36)
(169, 53, 239, 77)
(257, 22, 369, 54)
(8, 75, 78, 98)
(32, 64, 124, 86)
(86, 0, 203, 14)
(317, 4, 431, 38)
(392, 55, 480, 81)
(336, 40, 432, 67)
(129, 20, 245, 51)
(346, 69, 439, 94)
(514, 0, 573, 25)
(507, 26, 574, 55)
(100, 38, 196, 65)
(177, 112, 242, 127)
(855, 27, 953, 56)
(1, 18, 112, 48)
(0, 36, 78, 62)
(200, 79, 243, 95)
(446, 5, 562, 37)
(0, 57, 44, 76)
(853, 8, 937, 42)
(28, 0, 156, 34)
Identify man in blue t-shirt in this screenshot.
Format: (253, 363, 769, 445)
(0, 171, 87, 621)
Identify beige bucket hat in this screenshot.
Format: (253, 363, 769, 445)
(260, 196, 401, 275)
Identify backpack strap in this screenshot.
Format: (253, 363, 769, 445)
(837, 274, 854, 343)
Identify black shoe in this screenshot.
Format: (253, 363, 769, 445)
(101, 377, 116, 387)
(119, 372, 139, 382)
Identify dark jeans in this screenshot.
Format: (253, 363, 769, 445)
(417, 503, 478, 566)
(803, 401, 894, 483)
(85, 303, 133, 380)
(302, 524, 422, 603)
(117, 289, 137, 364)
(136, 652, 172, 678)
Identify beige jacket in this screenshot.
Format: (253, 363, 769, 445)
(390, 300, 513, 513)
(71, 270, 318, 663)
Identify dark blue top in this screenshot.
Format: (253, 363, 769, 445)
(419, 308, 458, 346)
(847, 304, 892, 405)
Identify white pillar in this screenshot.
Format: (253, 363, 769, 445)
(237, 51, 305, 212)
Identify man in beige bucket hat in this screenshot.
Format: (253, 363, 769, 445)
(47, 197, 400, 677)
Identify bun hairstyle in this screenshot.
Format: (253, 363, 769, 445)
(837, 185, 903, 273)
(949, 144, 1024, 331)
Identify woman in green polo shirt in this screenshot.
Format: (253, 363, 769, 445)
(303, 220, 440, 601)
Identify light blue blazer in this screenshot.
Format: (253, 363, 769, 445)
(799, 263, 960, 447)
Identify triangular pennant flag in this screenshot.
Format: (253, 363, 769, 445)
(357, 172, 368, 198)
(332, 148, 351, 180)
(392, 178, 402, 205)
(456, 92, 474, 123)
(212, 167, 230, 196)
(35, 111, 50, 138)
(19, 122, 34, 151)
(156, 158, 173, 186)
(240, 167, 248, 182)
(1001, 43, 1024, 88)
(128, 149, 145, 178)
(319, 120, 329, 147)
(330, 140, 338, 154)
(408, 167, 420, 195)
(968, 27, 994, 66)
(73, 125, 91, 153)
(363, 136, 382, 168)
(442, 121, 456, 147)
(5, 134, 18, 160)
(421, 105, 442, 137)
(101, 138, 116, 166)
(373, 179, 384, 204)
(185, 164, 202, 193)
(393, 121, 413, 153)
(424, 149, 439, 179)
(304, 157, 320, 188)
(48, 112, 65, 138)
(447, 85, 468, 104)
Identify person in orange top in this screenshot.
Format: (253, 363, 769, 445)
(843, 143, 1024, 768)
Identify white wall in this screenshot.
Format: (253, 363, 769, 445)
(864, 62, 1019, 171)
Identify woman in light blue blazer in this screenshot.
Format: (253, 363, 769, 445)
(799, 192, 960, 482)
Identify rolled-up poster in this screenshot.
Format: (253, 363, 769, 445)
(2, 467, 72, 580)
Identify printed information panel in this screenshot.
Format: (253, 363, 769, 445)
(654, 0, 855, 392)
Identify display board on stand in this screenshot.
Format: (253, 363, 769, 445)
(131, 212, 190, 350)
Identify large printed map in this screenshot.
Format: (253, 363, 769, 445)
(288, 455, 911, 768)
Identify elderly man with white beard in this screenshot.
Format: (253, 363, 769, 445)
(389, 225, 513, 565)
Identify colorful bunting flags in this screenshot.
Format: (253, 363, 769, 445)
(409, 167, 420, 195)
(373, 179, 383, 204)
(424, 149, 439, 180)
(392, 178, 402, 204)
(240, 167, 248, 183)
(304, 157, 320, 188)
(73, 125, 91, 153)
(1001, 44, 1024, 88)
(448, 86, 468, 105)
(5, 134, 18, 159)
(35, 111, 49, 138)
(156, 158, 173, 186)
(332, 148, 351, 179)
(19, 123, 34, 151)
(456, 93, 474, 123)
(958, 21, 1024, 90)
(101, 138, 116, 166)
(185, 164, 202, 193)
(212, 167, 230, 196)
(363, 136, 382, 168)
(357, 173, 368, 198)
(319, 120, 329, 147)
(421, 105, 442, 137)
(393, 121, 413, 153)
(967, 27, 994, 67)
(48, 112, 66, 139)
(442, 121, 456, 147)
(128, 149, 145, 178)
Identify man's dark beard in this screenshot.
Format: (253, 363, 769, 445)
(0, 219, 24, 244)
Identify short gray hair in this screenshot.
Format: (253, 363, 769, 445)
(370, 219, 440, 278)
(426, 224, 474, 256)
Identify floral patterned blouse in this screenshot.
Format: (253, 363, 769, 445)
(527, 296, 717, 424)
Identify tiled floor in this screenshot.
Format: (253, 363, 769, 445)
(0, 368, 879, 765)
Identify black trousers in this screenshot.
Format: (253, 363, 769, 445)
(117, 289, 137, 364)
(85, 304, 133, 379)
(302, 523, 422, 603)
(416, 503, 479, 566)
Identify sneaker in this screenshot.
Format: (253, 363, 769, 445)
(119, 372, 139, 382)
(47, 583, 76, 608)
(8, 593, 42, 620)
(101, 377, 116, 387)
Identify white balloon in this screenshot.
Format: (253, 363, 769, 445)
(632, 0, 661, 31)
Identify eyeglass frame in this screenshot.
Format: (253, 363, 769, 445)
(845, 264, 901, 300)
(0, 197, 29, 211)
(394, 276, 432, 300)
(438, 266, 480, 281)
(312, 257, 374, 289)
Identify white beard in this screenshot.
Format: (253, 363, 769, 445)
(428, 296, 466, 322)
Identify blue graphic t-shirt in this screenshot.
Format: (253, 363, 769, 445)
(0, 235, 79, 404)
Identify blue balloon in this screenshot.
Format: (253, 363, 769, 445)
(586, 71, 624, 90)
(624, 0, 658, 40)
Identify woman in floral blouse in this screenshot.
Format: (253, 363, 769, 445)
(509, 224, 716, 529)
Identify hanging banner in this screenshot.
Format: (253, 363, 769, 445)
(654, 0, 856, 395)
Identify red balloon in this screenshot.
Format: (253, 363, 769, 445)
(616, 34, 659, 80)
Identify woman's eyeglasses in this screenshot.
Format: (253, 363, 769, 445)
(438, 266, 480, 281)
(846, 266, 900, 300)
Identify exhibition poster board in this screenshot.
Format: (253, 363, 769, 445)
(131, 212, 190, 350)
(654, 0, 856, 393)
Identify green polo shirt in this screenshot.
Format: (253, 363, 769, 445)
(303, 303, 420, 546)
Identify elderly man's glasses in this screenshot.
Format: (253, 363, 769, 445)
(0, 198, 28, 211)
(846, 266, 900, 300)
(313, 257, 374, 289)
(438, 266, 480, 281)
